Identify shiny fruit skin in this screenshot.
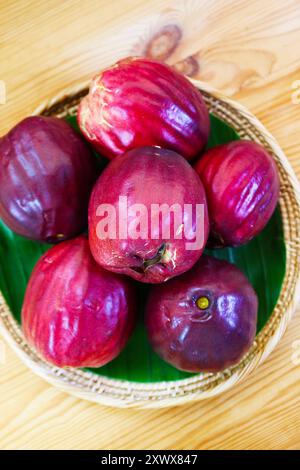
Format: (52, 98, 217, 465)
(89, 147, 209, 284)
(0, 116, 98, 242)
(194, 140, 280, 247)
(22, 236, 136, 368)
(78, 57, 210, 161)
(146, 255, 258, 373)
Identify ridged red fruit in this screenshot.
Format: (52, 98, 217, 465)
(0, 116, 98, 242)
(89, 147, 209, 283)
(194, 140, 280, 247)
(22, 236, 136, 368)
(146, 255, 258, 372)
(78, 57, 210, 160)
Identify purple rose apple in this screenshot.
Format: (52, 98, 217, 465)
(0, 116, 98, 242)
(146, 255, 258, 372)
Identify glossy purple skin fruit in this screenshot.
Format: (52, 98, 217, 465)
(194, 140, 280, 247)
(78, 57, 210, 161)
(146, 255, 258, 372)
(0, 116, 98, 242)
(22, 236, 136, 368)
(89, 147, 209, 284)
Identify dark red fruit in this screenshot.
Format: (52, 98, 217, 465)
(0, 116, 98, 242)
(194, 140, 280, 247)
(22, 236, 136, 368)
(78, 57, 210, 161)
(146, 255, 258, 372)
(89, 147, 209, 284)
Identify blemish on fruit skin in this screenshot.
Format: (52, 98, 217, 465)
(161, 304, 171, 326)
(144, 24, 182, 61)
(79, 76, 113, 142)
(91, 80, 112, 130)
(78, 104, 94, 140)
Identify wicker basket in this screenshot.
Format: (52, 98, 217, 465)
(0, 79, 300, 409)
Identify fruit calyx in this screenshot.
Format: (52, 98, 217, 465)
(131, 243, 168, 274)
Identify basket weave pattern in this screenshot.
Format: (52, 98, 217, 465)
(0, 80, 299, 408)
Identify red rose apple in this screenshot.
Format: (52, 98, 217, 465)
(22, 236, 136, 368)
(194, 140, 280, 247)
(89, 147, 209, 283)
(78, 57, 210, 160)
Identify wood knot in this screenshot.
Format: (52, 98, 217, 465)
(144, 24, 182, 61)
(174, 56, 199, 77)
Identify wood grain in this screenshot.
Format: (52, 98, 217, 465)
(0, 0, 300, 450)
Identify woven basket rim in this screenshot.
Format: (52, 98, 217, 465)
(0, 78, 300, 408)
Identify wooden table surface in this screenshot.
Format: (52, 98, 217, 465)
(1, 0, 300, 450)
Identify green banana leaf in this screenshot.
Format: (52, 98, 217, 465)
(0, 114, 286, 382)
